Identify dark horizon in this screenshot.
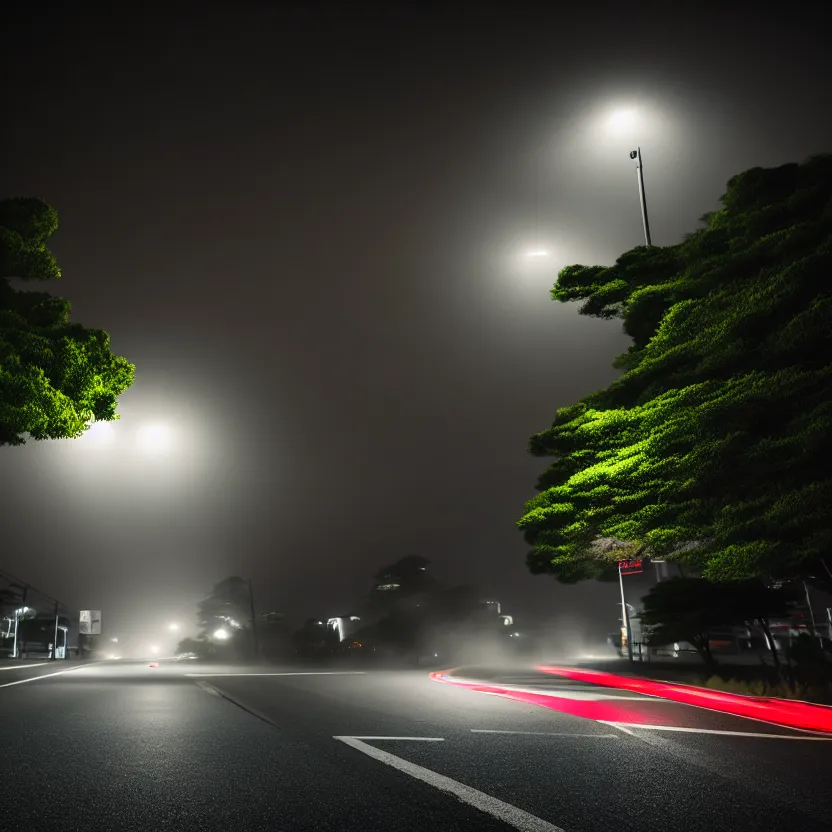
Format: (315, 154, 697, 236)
(2, 2, 830, 650)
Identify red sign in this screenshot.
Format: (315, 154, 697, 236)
(618, 560, 643, 575)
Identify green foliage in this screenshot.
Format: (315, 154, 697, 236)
(519, 155, 832, 585)
(0, 198, 134, 445)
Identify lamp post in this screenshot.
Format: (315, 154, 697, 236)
(629, 147, 652, 246)
(618, 563, 634, 663)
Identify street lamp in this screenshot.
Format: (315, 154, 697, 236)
(629, 147, 652, 246)
(168, 623, 180, 632)
(213, 628, 230, 640)
(137, 424, 173, 453)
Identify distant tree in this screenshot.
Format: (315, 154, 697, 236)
(194, 576, 254, 659)
(175, 636, 206, 657)
(0, 198, 134, 445)
(518, 155, 832, 588)
(640, 578, 792, 669)
(371, 555, 438, 600)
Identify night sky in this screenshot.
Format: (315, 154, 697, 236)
(2, 2, 830, 652)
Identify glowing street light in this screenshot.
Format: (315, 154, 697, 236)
(213, 628, 230, 640)
(523, 249, 550, 258)
(149, 645, 160, 656)
(168, 622, 180, 632)
(137, 424, 173, 453)
(608, 108, 637, 134)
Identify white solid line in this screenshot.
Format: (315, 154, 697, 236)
(0, 665, 91, 689)
(346, 736, 445, 741)
(605, 723, 638, 737)
(185, 671, 367, 677)
(600, 722, 832, 740)
(442, 676, 650, 701)
(471, 729, 619, 738)
(334, 736, 565, 832)
(0, 662, 50, 671)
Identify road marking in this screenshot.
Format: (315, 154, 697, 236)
(605, 723, 637, 737)
(0, 665, 91, 688)
(195, 680, 219, 696)
(0, 663, 50, 671)
(185, 671, 367, 677)
(334, 736, 565, 832)
(344, 736, 445, 741)
(471, 729, 619, 738)
(437, 675, 650, 701)
(600, 721, 832, 740)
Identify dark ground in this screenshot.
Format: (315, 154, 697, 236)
(1, 660, 831, 831)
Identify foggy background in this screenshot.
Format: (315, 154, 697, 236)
(1, 2, 829, 653)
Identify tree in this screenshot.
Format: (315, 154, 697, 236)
(518, 154, 832, 588)
(1, 198, 134, 445)
(370, 555, 439, 603)
(639, 578, 792, 668)
(197, 576, 252, 638)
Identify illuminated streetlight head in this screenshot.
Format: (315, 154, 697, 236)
(608, 108, 637, 133)
(137, 424, 172, 453)
(213, 628, 230, 640)
(149, 645, 159, 655)
(524, 249, 550, 258)
(168, 623, 180, 632)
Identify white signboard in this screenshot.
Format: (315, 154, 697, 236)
(79, 610, 102, 635)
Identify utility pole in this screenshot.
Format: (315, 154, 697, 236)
(618, 564, 634, 663)
(629, 147, 652, 246)
(248, 579, 259, 660)
(52, 601, 60, 660)
(12, 584, 28, 659)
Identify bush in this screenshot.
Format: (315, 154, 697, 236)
(702, 674, 832, 705)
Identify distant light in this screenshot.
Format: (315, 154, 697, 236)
(213, 628, 230, 640)
(111, 637, 119, 643)
(168, 623, 180, 632)
(524, 249, 550, 258)
(149, 645, 160, 655)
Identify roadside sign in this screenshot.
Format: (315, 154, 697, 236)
(79, 610, 102, 635)
(618, 560, 643, 575)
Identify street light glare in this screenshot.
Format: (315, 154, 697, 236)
(137, 424, 172, 452)
(168, 622, 180, 631)
(608, 108, 637, 133)
(83, 420, 116, 445)
(213, 628, 230, 640)
(524, 249, 550, 258)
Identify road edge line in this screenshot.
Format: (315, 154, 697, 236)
(333, 736, 565, 832)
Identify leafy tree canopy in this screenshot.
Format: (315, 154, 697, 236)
(1, 198, 134, 445)
(518, 154, 832, 587)
(197, 576, 252, 638)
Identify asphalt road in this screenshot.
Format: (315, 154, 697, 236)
(1, 659, 831, 831)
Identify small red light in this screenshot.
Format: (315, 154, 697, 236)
(149, 662, 159, 668)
